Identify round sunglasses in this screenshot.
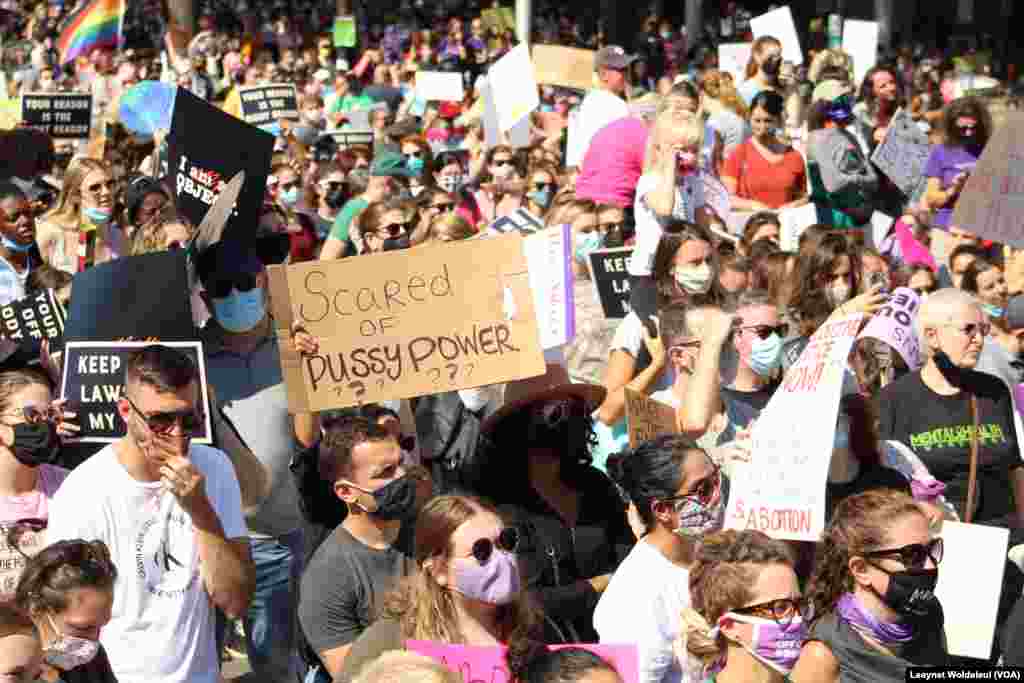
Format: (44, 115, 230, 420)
(469, 527, 520, 565)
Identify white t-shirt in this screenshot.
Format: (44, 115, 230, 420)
(575, 89, 630, 166)
(594, 540, 693, 683)
(0, 255, 29, 307)
(47, 444, 246, 683)
(629, 172, 702, 277)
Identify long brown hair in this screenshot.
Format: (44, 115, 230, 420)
(15, 539, 118, 616)
(381, 495, 544, 673)
(788, 232, 860, 337)
(651, 222, 721, 307)
(806, 490, 925, 625)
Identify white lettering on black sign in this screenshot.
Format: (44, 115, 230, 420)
(20, 93, 93, 139)
(238, 84, 300, 126)
(0, 290, 66, 354)
(587, 248, 634, 319)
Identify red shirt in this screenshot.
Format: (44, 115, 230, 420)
(723, 139, 806, 209)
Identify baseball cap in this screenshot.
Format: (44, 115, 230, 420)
(370, 151, 414, 178)
(595, 45, 637, 71)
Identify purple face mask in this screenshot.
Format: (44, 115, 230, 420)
(717, 613, 806, 675)
(452, 550, 521, 605)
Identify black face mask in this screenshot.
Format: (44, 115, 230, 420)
(870, 565, 939, 616)
(325, 187, 347, 209)
(363, 475, 417, 520)
(382, 234, 411, 251)
(762, 56, 782, 76)
(12, 422, 61, 467)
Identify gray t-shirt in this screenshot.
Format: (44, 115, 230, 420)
(708, 109, 751, 160)
(298, 526, 414, 655)
(204, 333, 303, 538)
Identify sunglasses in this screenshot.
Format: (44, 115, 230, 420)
(732, 597, 811, 628)
(532, 181, 555, 192)
(379, 222, 410, 238)
(126, 395, 203, 436)
(470, 527, 520, 565)
(83, 179, 116, 196)
(943, 322, 990, 339)
(3, 404, 61, 424)
(864, 537, 944, 570)
(492, 159, 514, 167)
(430, 202, 456, 212)
(740, 324, 789, 340)
(663, 465, 721, 507)
(404, 152, 424, 160)
(207, 271, 260, 299)
(321, 181, 344, 191)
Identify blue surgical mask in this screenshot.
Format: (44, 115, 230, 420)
(747, 332, 782, 377)
(406, 156, 425, 175)
(574, 231, 602, 262)
(527, 189, 552, 209)
(2, 236, 33, 253)
(83, 206, 112, 225)
(212, 287, 266, 333)
(981, 303, 1004, 320)
(279, 187, 300, 207)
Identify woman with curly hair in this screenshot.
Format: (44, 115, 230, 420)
(339, 495, 545, 682)
(681, 529, 804, 682)
(923, 97, 993, 230)
(790, 490, 948, 682)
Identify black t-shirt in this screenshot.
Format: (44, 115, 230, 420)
(878, 370, 1021, 523)
(718, 383, 778, 444)
(826, 463, 912, 521)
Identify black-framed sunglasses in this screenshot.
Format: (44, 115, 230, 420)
(943, 322, 990, 339)
(206, 271, 260, 299)
(470, 527, 520, 564)
(663, 465, 721, 507)
(732, 597, 811, 628)
(83, 179, 116, 196)
(863, 537, 944, 570)
(532, 181, 555, 192)
(740, 324, 789, 340)
(404, 152, 423, 160)
(125, 395, 203, 436)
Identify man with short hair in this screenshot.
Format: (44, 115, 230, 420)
(298, 415, 415, 682)
(48, 346, 254, 683)
(574, 46, 635, 165)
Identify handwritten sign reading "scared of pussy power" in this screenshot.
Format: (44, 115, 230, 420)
(268, 234, 547, 411)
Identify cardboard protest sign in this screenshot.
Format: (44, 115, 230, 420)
(935, 521, 1009, 659)
(60, 341, 213, 444)
(525, 225, 575, 350)
(415, 71, 465, 103)
(779, 203, 819, 252)
(167, 88, 274, 243)
(842, 20, 878, 88)
(871, 108, 931, 200)
(532, 45, 595, 92)
(488, 44, 539, 132)
(266, 234, 546, 412)
(625, 388, 676, 448)
(237, 84, 299, 127)
(725, 313, 864, 541)
(750, 6, 802, 65)
(333, 15, 356, 48)
(488, 208, 544, 235)
(0, 290, 66, 356)
(21, 93, 92, 138)
(64, 252, 195, 345)
(858, 288, 923, 371)
(951, 112, 1024, 247)
(587, 247, 633, 319)
(407, 641, 638, 683)
(718, 43, 753, 87)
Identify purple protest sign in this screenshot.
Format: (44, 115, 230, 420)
(406, 641, 639, 683)
(858, 287, 923, 370)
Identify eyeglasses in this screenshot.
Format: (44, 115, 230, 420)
(2, 404, 60, 424)
(910, 287, 935, 296)
(492, 158, 514, 167)
(532, 181, 555, 192)
(125, 395, 202, 436)
(378, 222, 410, 238)
(740, 324, 789, 340)
(732, 597, 811, 628)
(664, 465, 721, 507)
(404, 152, 423, 160)
(469, 527, 520, 564)
(864, 537, 944, 570)
(943, 322, 990, 339)
(321, 181, 344, 192)
(206, 271, 260, 299)
(430, 202, 456, 212)
(82, 179, 116, 196)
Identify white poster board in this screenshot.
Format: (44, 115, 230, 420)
(869, 211, 894, 249)
(487, 44, 539, 132)
(842, 20, 879, 88)
(779, 203, 819, 252)
(566, 109, 585, 168)
(750, 6, 803, 65)
(480, 77, 501, 149)
(416, 71, 465, 102)
(725, 313, 863, 541)
(718, 43, 753, 86)
(934, 521, 1008, 659)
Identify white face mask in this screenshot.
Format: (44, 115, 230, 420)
(674, 263, 713, 295)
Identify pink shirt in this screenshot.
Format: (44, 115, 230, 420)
(576, 117, 650, 209)
(0, 464, 68, 598)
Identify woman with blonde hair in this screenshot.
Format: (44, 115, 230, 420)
(37, 158, 125, 274)
(807, 49, 854, 86)
(129, 209, 195, 255)
(338, 495, 545, 682)
(698, 70, 751, 162)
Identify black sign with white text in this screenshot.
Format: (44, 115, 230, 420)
(0, 290, 66, 355)
(21, 93, 93, 138)
(60, 342, 212, 444)
(587, 247, 634, 319)
(238, 84, 300, 126)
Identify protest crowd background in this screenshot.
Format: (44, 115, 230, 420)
(5, 0, 1024, 682)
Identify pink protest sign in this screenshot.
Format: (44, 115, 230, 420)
(406, 641, 639, 683)
(858, 287, 923, 370)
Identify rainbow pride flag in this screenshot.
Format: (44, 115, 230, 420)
(57, 0, 125, 66)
